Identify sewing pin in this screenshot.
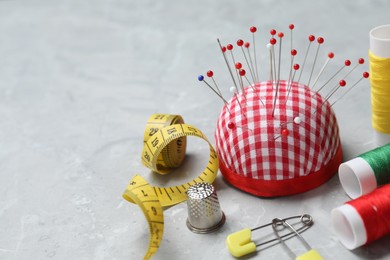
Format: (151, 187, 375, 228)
(341, 58, 365, 80)
(323, 79, 347, 104)
(270, 29, 277, 86)
(287, 49, 298, 90)
(230, 86, 246, 118)
(206, 70, 223, 97)
(330, 72, 369, 107)
(267, 43, 274, 84)
(237, 39, 256, 84)
(244, 41, 257, 84)
(274, 116, 301, 140)
(286, 63, 300, 103)
(307, 37, 324, 87)
(289, 24, 295, 54)
(239, 68, 264, 106)
(198, 74, 231, 115)
(217, 39, 240, 94)
(227, 121, 253, 132)
(311, 52, 335, 91)
(271, 32, 284, 117)
(314, 59, 351, 97)
(297, 35, 316, 83)
(250, 26, 260, 82)
(234, 62, 247, 101)
(225, 42, 244, 94)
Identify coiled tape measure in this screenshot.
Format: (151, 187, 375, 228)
(123, 114, 219, 259)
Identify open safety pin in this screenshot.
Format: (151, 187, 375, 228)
(226, 214, 313, 258)
(272, 216, 323, 260)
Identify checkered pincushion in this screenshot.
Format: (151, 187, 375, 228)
(215, 80, 342, 197)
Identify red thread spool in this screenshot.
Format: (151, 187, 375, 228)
(331, 184, 390, 249)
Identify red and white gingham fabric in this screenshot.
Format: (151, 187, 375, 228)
(215, 80, 341, 196)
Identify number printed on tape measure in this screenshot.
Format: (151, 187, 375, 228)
(123, 114, 219, 259)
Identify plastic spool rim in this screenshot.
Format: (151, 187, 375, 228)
(338, 157, 377, 199)
(331, 204, 367, 250)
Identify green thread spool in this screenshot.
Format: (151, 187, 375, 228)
(338, 143, 390, 199)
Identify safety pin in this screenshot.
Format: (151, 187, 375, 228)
(272, 216, 323, 260)
(226, 214, 313, 258)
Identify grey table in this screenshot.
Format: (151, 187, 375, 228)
(1, 0, 390, 259)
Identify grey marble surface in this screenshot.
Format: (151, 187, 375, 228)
(1, 0, 390, 259)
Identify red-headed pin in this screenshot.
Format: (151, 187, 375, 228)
(297, 35, 316, 83)
(312, 52, 335, 91)
(316, 59, 351, 96)
(238, 40, 256, 84)
(307, 37, 325, 87)
(286, 64, 300, 102)
(330, 72, 370, 107)
(289, 24, 295, 48)
(250, 26, 260, 82)
(217, 38, 239, 93)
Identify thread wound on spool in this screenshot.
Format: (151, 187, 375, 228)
(369, 51, 390, 134)
(347, 184, 390, 245)
(359, 143, 390, 186)
(332, 184, 390, 250)
(339, 143, 390, 199)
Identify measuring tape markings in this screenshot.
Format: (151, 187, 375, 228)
(123, 114, 219, 259)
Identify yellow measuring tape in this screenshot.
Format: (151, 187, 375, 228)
(123, 114, 219, 259)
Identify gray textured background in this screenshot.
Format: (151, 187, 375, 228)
(1, 0, 390, 259)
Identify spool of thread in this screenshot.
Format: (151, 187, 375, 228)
(331, 184, 390, 250)
(369, 24, 390, 146)
(338, 143, 390, 199)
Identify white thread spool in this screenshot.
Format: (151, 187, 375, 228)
(370, 24, 390, 146)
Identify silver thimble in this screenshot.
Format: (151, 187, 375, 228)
(186, 182, 226, 234)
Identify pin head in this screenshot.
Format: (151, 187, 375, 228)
(270, 38, 277, 45)
(239, 69, 246, 76)
(235, 62, 242, 70)
(250, 26, 257, 33)
(308, 35, 316, 42)
(328, 52, 335, 59)
(227, 44, 233, 51)
(244, 42, 250, 48)
(317, 37, 324, 44)
(221, 46, 227, 53)
(358, 58, 365, 64)
(207, 70, 214, 77)
(345, 60, 351, 66)
(270, 29, 277, 36)
(227, 122, 236, 129)
(289, 24, 295, 30)
(230, 86, 237, 93)
(339, 80, 346, 87)
(293, 64, 300, 70)
(281, 129, 289, 137)
(278, 32, 284, 38)
(291, 49, 297, 56)
(237, 39, 244, 47)
(294, 117, 302, 124)
(198, 75, 204, 81)
(363, 72, 369, 78)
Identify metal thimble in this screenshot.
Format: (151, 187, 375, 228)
(186, 182, 226, 234)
